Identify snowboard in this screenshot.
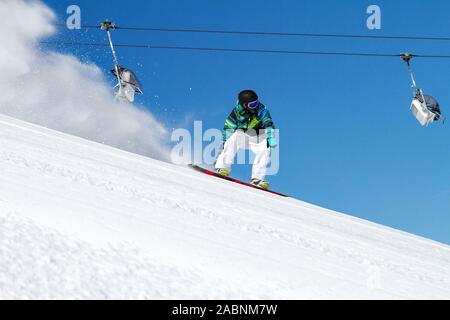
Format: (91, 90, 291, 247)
(189, 164, 288, 197)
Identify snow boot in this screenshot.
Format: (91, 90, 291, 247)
(216, 168, 230, 177)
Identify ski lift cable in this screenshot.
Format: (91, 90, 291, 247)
(40, 41, 450, 59)
(51, 23, 447, 125)
(53, 23, 450, 42)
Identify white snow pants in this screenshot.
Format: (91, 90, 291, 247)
(215, 130, 271, 181)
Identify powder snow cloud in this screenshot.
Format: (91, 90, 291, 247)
(0, 0, 169, 161)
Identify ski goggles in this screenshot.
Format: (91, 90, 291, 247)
(246, 100, 260, 110)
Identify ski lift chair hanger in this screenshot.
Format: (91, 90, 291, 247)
(401, 53, 443, 126)
(101, 20, 143, 103)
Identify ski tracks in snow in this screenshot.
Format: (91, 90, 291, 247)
(1, 114, 450, 298)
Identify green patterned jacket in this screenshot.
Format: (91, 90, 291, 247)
(222, 103, 276, 146)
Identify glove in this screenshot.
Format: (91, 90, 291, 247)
(267, 136, 277, 148)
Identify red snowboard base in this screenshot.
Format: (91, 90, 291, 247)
(189, 164, 288, 197)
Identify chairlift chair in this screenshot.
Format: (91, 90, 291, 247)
(101, 21, 143, 103)
(410, 90, 441, 126)
(111, 66, 144, 103)
(401, 53, 442, 126)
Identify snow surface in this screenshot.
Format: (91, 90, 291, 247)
(1, 113, 450, 299)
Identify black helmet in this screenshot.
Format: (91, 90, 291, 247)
(238, 90, 258, 106)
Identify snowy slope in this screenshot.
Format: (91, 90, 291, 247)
(1, 113, 450, 299)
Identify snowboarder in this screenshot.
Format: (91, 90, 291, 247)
(215, 90, 277, 189)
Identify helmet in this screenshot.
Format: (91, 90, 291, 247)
(238, 90, 259, 107)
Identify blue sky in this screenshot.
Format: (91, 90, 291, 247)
(43, 0, 450, 245)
